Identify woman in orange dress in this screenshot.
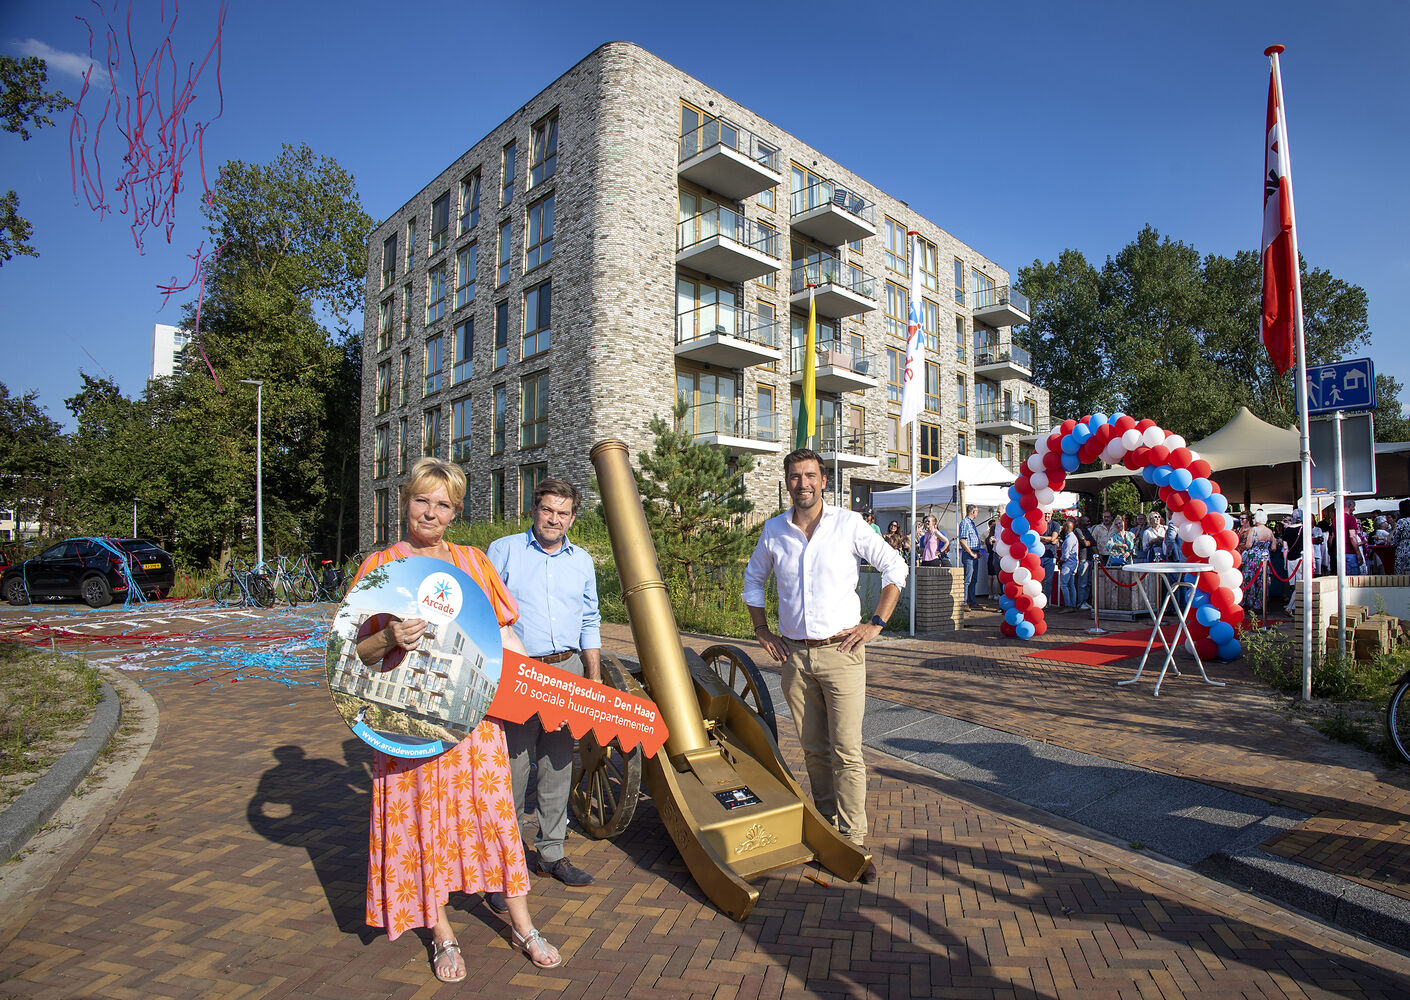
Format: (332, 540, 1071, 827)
(353, 458, 560, 981)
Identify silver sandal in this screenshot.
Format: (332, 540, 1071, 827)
(511, 926, 562, 969)
(431, 939, 466, 983)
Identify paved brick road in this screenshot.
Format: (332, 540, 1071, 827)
(1, 603, 1408, 998)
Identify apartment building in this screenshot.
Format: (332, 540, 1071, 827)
(359, 42, 1048, 547)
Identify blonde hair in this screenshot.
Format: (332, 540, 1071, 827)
(400, 458, 467, 522)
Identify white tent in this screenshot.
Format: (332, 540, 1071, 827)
(870, 455, 1078, 511)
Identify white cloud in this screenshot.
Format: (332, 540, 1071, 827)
(13, 38, 99, 84)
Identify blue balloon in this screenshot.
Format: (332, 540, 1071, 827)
(999, 593, 1014, 608)
(1008, 486, 1022, 503)
(1189, 587, 1209, 605)
(1005, 608, 1023, 626)
(1188, 478, 1212, 501)
(1156, 466, 1177, 487)
(1209, 621, 1235, 644)
(1061, 434, 1081, 454)
(1007, 501, 1024, 520)
(1196, 605, 1221, 626)
(1090, 412, 1109, 427)
(1061, 452, 1079, 472)
(1217, 639, 1242, 661)
(1141, 465, 1157, 484)
(1072, 423, 1092, 442)
(1016, 620, 1036, 639)
(1168, 468, 1192, 491)
(1207, 492, 1228, 513)
(1028, 543, 1045, 557)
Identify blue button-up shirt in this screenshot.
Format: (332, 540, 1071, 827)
(486, 529, 601, 657)
(958, 516, 981, 550)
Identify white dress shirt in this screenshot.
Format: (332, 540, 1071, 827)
(743, 505, 908, 640)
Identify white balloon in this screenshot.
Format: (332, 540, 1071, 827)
(1192, 535, 1217, 559)
(1165, 434, 1187, 451)
(1000, 554, 1019, 573)
(1022, 579, 1041, 596)
(1012, 567, 1032, 586)
(1178, 521, 1202, 542)
(1035, 436, 1050, 455)
(1220, 569, 1243, 591)
(1121, 428, 1142, 450)
(1223, 513, 1235, 530)
(1141, 425, 1165, 448)
(1032, 593, 1047, 609)
(1030, 471, 1049, 490)
(1101, 441, 1125, 464)
(1187, 449, 1201, 463)
(1035, 487, 1055, 507)
(1027, 453, 1045, 473)
(1170, 511, 1189, 528)
(1229, 586, 1244, 605)
(1210, 549, 1234, 573)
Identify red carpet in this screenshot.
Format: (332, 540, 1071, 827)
(1025, 625, 1181, 666)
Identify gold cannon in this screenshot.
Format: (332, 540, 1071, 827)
(568, 439, 869, 920)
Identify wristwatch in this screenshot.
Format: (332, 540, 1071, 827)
(869, 615, 886, 627)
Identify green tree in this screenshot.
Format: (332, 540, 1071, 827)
(1373, 374, 1410, 442)
(634, 399, 756, 598)
(0, 383, 65, 539)
(1020, 249, 1113, 420)
(0, 56, 72, 264)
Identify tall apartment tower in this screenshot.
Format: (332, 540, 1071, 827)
(359, 42, 1048, 548)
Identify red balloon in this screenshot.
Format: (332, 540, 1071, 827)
(1211, 587, 1236, 613)
(1229, 550, 1242, 571)
(1168, 447, 1192, 469)
(1059, 418, 1078, 435)
(1027, 509, 1047, 529)
(1167, 491, 1188, 512)
(1043, 451, 1064, 473)
(1013, 476, 1033, 494)
(1021, 552, 1041, 571)
(1181, 541, 1197, 559)
(1185, 498, 1208, 521)
(1114, 415, 1137, 433)
(1186, 620, 1210, 638)
(1001, 622, 1017, 637)
(1005, 582, 1022, 599)
(1078, 441, 1102, 464)
(1136, 418, 1156, 431)
(1148, 444, 1171, 466)
(1009, 542, 1028, 559)
(1198, 571, 1221, 593)
(1189, 459, 1212, 479)
(1202, 512, 1226, 534)
(1122, 451, 1143, 471)
(1030, 566, 1046, 583)
(1227, 606, 1246, 628)
(1014, 594, 1033, 612)
(1019, 492, 1038, 509)
(1208, 481, 1222, 495)
(1023, 607, 1041, 622)
(1217, 529, 1240, 550)
(1195, 637, 1218, 659)
(1094, 424, 1115, 446)
(1033, 620, 1048, 637)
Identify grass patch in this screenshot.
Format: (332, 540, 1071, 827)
(0, 641, 102, 801)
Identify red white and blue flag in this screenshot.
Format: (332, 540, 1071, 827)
(1261, 53, 1298, 376)
(899, 232, 926, 428)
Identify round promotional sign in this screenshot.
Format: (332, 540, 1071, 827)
(325, 555, 504, 757)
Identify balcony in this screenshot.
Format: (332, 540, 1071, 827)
(973, 337, 1032, 381)
(678, 401, 783, 455)
(677, 208, 783, 283)
(975, 401, 1036, 436)
(790, 342, 879, 394)
(678, 118, 783, 200)
(1018, 414, 1053, 445)
(817, 421, 879, 469)
(789, 259, 878, 318)
(971, 283, 1030, 328)
(675, 302, 781, 369)
(790, 179, 877, 246)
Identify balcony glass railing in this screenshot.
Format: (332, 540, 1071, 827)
(678, 401, 781, 443)
(970, 283, 1030, 315)
(818, 420, 876, 458)
(679, 118, 781, 174)
(676, 302, 780, 349)
(677, 207, 783, 258)
(974, 402, 1036, 427)
(790, 179, 877, 227)
(790, 342, 877, 378)
(972, 337, 1031, 369)
(790, 258, 877, 300)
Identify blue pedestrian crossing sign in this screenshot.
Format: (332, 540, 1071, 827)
(1306, 358, 1375, 415)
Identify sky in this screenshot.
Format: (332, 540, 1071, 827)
(3, 0, 1407, 430)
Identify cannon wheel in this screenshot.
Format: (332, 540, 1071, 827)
(695, 644, 777, 740)
(569, 652, 643, 839)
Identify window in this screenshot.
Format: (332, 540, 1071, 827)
(426, 264, 447, 323)
(920, 423, 941, 475)
(405, 218, 416, 271)
(519, 464, 546, 515)
(756, 301, 777, 370)
(885, 281, 907, 341)
(402, 283, 413, 339)
(953, 258, 964, 305)
(459, 171, 481, 233)
(491, 469, 506, 521)
(677, 370, 737, 438)
(918, 236, 939, 294)
(886, 347, 903, 404)
(494, 301, 509, 369)
(492, 384, 507, 454)
(381, 233, 397, 289)
(430, 192, 450, 255)
(757, 184, 775, 212)
(886, 414, 909, 472)
(790, 311, 838, 370)
(523, 281, 551, 358)
(757, 385, 776, 441)
(423, 407, 442, 458)
(1005, 442, 1015, 472)
(925, 360, 940, 413)
(957, 373, 968, 420)
(375, 360, 391, 414)
(520, 371, 549, 448)
(374, 424, 390, 478)
(455, 244, 477, 309)
(399, 416, 409, 473)
(756, 220, 777, 287)
(972, 268, 996, 308)
(921, 299, 940, 353)
(375, 490, 390, 544)
(677, 276, 739, 343)
(955, 315, 966, 362)
(501, 141, 516, 205)
(790, 161, 827, 214)
(498, 220, 512, 286)
(451, 397, 472, 462)
(974, 432, 998, 460)
(884, 217, 907, 273)
(957, 431, 967, 456)
(525, 195, 554, 271)
(378, 298, 394, 352)
(424, 334, 443, 394)
(399, 349, 411, 406)
(529, 114, 557, 188)
(453, 318, 473, 383)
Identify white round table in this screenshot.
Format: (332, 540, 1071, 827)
(1116, 561, 1226, 696)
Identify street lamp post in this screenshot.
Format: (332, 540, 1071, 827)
(238, 379, 265, 566)
(132, 497, 138, 537)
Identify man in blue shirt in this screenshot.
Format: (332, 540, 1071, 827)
(957, 504, 982, 608)
(487, 478, 601, 890)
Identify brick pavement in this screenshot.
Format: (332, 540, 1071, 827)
(2, 604, 1409, 998)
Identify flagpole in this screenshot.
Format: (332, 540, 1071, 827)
(1267, 44, 1314, 701)
(906, 232, 924, 637)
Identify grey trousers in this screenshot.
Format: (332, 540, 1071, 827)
(505, 651, 582, 863)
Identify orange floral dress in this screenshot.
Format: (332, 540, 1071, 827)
(351, 541, 532, 941)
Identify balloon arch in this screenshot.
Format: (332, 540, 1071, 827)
(997, 414, 1245, 660)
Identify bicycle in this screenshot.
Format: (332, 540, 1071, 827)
(1387, 669, 1410, 764)
(212, 557, 274, 608)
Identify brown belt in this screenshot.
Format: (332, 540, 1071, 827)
(537, 650, 577, 664)
(784, 630, 853, 647)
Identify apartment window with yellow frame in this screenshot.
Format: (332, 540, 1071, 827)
(953, 257, 964, 305)
(955, 314, 966, 362)
(459, 170, 481, 233)
(402, 282, 413, 339)
(884, 280, 907, 341)
(757, 184, 775, 212)
(755, 219, 777, 287)
(519, 463, 547, 515)
(374, 489, 389, 544)
(430, 191, 450, 255)
(956, 373, 968, 420)
(756, 301, 777, 371)
(886, 346, 903, 404)
(529, 113, 557, 189)
(957, 430, 968, 456)
(790, 162, 827, 214)
(405, 217, 416, 271)
(920, 423, 941, 475)
(399, 349, 411, 406)
(398, 417, 409, 473)
(491, 468, 506, 521)
(378, 298, 393, 352)
(886, 413, 909, 473)
(381, 233, 397, 290)
(374, 424, 389, 478)
(883, 217, 907, 273)
(917, 235, 939, 294)
(520, 371, 549, 448)
(921, 299, 940, 352)
(375, 360, 391, 414)
(924, 360, 940, 413)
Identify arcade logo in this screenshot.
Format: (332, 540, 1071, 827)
(415, 572, 462, 624)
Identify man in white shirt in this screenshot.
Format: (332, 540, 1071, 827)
(743, 449, 907, 878)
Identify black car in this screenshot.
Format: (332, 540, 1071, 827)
(1, 537, 176, 608)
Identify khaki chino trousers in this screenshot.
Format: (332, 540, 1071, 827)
(781, 639, 868, 845)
